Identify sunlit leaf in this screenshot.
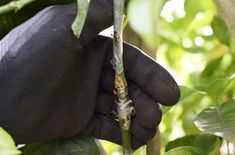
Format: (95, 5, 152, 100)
(201, 58, 222, 79)
(22, 136, 100, 155)
(158, 26, 181, 45)
(182, 0, 216, 30)
(165, 146, 207, 155)
(206, 76, 235, 104)
(194, 99, 235, 142)
(99, 140, 121, 155)
(0, 127, 15, 149)
(0, 127, 21, 155)
(178, 86, 207, 120)
(182, 116, 201, 135)
(162, 106, 173, 114)
(185, 0, 216, 17)
(165, 45, 184, 69)
(133, 146, 145, 155)
(205, 44, 229, 62)
(211, 16, 231, 46)
(225, 58, 235, 77)
(0, 149, 21, 155)
(187, 11, 214, 33)
(179, 86, 203, 101)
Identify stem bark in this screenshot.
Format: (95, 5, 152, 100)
(213, 0, 235, 37)
(112, 0, 133, 154)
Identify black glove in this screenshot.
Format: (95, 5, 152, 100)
(0, 0, 180, 149)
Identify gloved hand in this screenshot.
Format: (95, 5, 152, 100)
(0, 0, 180, 149)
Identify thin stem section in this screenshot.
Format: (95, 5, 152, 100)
(112, 0, 133, 154)
(72, 0, 89, 38)
(0, 0, 35, 15)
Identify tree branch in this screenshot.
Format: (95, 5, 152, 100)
(0, 0, 35, 15)
(112, 0, 133, 154)
(213, 0, 235, 37)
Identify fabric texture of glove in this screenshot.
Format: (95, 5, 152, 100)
(0, 0, 180, 149)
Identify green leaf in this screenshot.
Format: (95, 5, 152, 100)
(187, 11, 214, 33)
(193, 134, 221, 154)
(165, 146, 207, 155)
(99, 140, 121, 155)
(180, 0, 216, 32)
(162, 106, 172, 114)
(194, 99, 235, 142)
(72, 0, 89, 38)
(205, 44, 229, 62)
(177, 86, 207, 120)
(165, 134, 221, 154)
(179, 86, 203, 101)
(206, 75, 235, 104)
(165, 135, 197, 152)
(201, 58, 222, 79)
(0, 127, 15, 148)
(211, 16, 231, 46)
(0, 127, 21, 155)
(22, 136, 100, 155)
(0, 148, 22, 155)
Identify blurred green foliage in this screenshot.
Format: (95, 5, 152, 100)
(127, 0, 235, 154)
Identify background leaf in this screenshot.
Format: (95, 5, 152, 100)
(193, 134, 221, 154)
(22, 136, 100, 155)
(211, 16, 231, 46)
(0, 127, 21, 155)
(165, 135, 197, 152)
(165, 146, 207, 155)
(165, 134, 221, 154)
(194, 99, 235, 142)
(206, 76, 235, 104)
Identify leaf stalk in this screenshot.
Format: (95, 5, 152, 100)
(72, 0, 89, 38)
(0, 0, 35, 15)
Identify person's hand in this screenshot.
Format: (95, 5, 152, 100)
(0, 0, 180, 149)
